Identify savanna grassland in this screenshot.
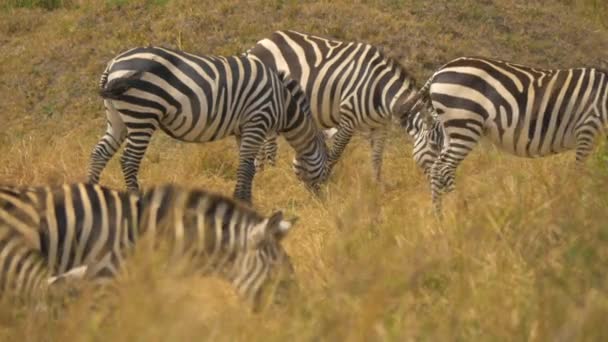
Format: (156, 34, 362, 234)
(1, 0, 608, 340)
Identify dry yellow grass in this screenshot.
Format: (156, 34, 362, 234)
(1, 0, 608, 340)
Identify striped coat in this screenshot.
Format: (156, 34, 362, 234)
(0, 183, 296, 309)
(89, 46, 330, 203)
(247, 30, 420, 181)
(402, 56, 608, 213)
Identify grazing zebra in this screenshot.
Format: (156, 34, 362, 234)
(0, 183, 296, 309)
(402, 56, 608, 213)
(88, 46, 330, 203)
(246, 30, 420, 181)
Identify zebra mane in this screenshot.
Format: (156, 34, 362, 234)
(596, 67, 608, 77)
(377, 47, 416, 82)
(141, 184, 265, 221)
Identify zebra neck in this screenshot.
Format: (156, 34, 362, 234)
(386, 62, 417, 118)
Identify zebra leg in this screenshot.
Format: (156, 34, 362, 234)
(255, 140, 268, 172)
(327, 122, 356, 170)
(255, 135, 279, 171)
(88, 106, 127, 184)
(369, 128, 387, 183)
(263, 137, 278, 167)
(430, 156, 451, 216)
(120, 125, 157, 192)
(234, 131, 266, 203)
(574, 124, 599, 166)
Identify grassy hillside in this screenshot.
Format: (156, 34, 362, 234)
(1, 0, 608, 340)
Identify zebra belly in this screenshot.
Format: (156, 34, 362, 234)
(309, 93, 341, 129)
(486, 125, 576, 157)
(311, 103, 388, 132)
(159, 115, 238, 143)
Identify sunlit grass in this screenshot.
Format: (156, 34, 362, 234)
(1, 129, 608, 340)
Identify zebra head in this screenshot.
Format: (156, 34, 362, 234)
(403, 105, 444, 178)
(292, 130, 331, 194)
(230, 211, 297, 311)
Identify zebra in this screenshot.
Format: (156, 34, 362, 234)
(246, 30, 420, 182)
(88, 46, 330, 203)
(0, 183, 296, 309)
(402, 56, 608, 213)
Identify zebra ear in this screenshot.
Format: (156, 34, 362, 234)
(267, 211, 297, 240)
(249, 212, 297, 248)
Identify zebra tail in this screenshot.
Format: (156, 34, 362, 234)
(99, 70, 109, 90)
(398, 75, 434, 128)
(98, 59, 115, 91)
(99, 71, 144, 100)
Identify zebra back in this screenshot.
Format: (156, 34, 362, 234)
(248, 30, 418, 126)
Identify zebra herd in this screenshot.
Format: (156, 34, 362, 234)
(2, 30, 607, 311)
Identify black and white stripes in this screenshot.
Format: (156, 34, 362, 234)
(400, 102, 445, 178)
(88, 46, 330, 203)
(247, 30, 419, 181)
(0, 183, 296, 309)
(0, 185, 87, 303)
(404, 56, 608, 212)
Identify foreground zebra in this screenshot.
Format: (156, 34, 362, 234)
(403, 56, 608, 213)
(89, 46, 330, 203)
(0, 183, 296, 308)
(247, 30, 421, 181)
